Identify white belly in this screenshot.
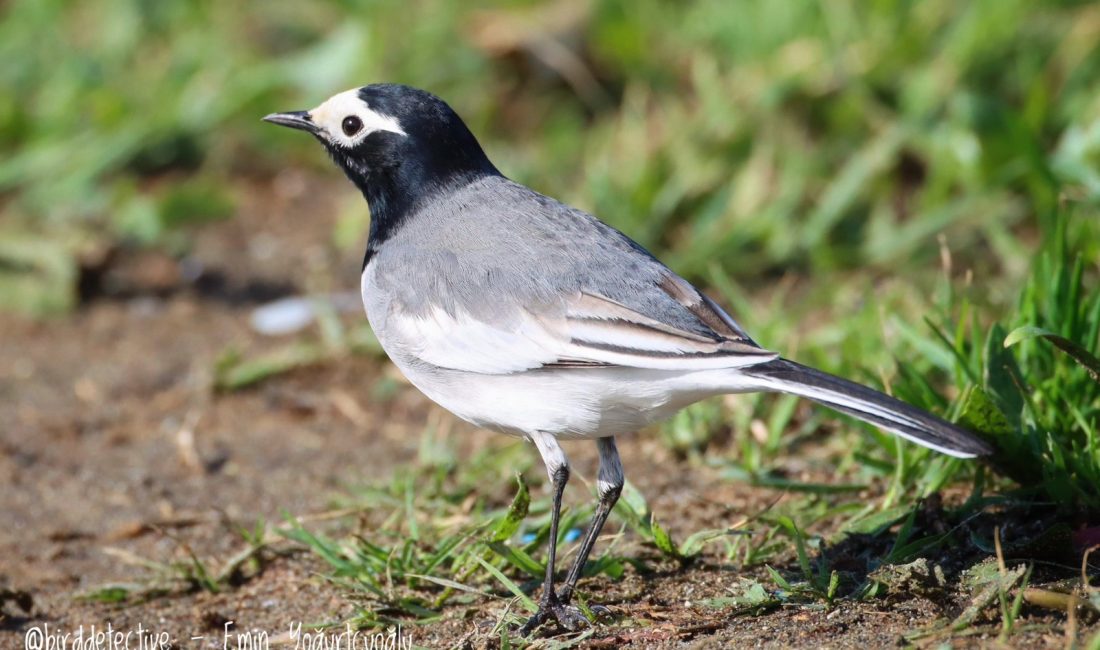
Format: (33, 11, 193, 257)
(360, 264, 758, 438)
(387, 353, 752, 438)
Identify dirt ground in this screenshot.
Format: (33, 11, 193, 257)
(0, 173, 1087, 649)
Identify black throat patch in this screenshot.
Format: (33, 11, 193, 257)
(322, 86, 501, 270)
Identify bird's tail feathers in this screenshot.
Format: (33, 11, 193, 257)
(740, 358, 993, 459)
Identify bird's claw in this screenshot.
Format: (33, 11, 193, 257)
(518, 592, 616, 636)
(588, 603, 613, 620)
(518, 596, 590, 635)
(560, 586, 613, 621)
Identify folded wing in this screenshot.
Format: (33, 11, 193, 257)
(386, 276, 776, 375)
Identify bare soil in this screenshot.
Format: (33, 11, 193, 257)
(0, 174, 1086, 648)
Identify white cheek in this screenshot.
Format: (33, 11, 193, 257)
(330, 112, 407, 148)
(330, 131, 361, 148)
(309, 88, 406, 147)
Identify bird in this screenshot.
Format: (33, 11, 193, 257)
(263, 84, 993, 634)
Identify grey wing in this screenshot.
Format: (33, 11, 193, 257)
(535, 191, 768, 367)
(545, 279, 771, 369)
(372, 176, 775, 374)
(377, 284, 775, 375)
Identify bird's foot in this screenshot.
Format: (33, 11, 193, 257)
(518, 594, 589, 636)
(558, 586, 613, 620)
(585, 603, 613, 620)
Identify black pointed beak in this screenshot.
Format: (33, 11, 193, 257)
(262, 111, 319, 134)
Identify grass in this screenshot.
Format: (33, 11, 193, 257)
(250, 184, 1098, 640)
(78, 518, 274, 605)
(5, 0, 1100, 644)
(3, 1, 1100, 313)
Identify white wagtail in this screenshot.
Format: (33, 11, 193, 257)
(264, 84, 993, 633)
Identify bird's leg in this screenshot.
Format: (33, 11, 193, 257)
(519, 433, 588, 635)
(558, 436, 622, 612)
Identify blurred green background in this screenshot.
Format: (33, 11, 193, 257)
(3, 0, 1098, 316)
(6, 0, 1100, 633)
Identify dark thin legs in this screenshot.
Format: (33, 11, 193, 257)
(520, 434, 625, 635)
(559, 437, 623, 604)
(520, 433, 586, 634)
(519, 463, 587, 634)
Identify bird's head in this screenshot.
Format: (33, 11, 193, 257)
(264, 84, 498, 202)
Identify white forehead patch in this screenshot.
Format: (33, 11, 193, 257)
(309, 88, 406, 148)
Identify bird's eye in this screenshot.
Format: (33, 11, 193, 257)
(342, 115, 363, 136)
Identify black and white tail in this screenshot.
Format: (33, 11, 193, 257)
(743, 358, 993, 458)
